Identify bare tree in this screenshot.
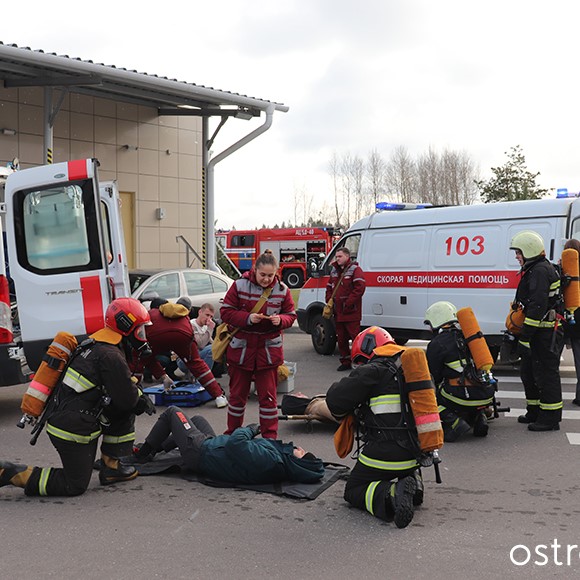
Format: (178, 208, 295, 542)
(366, 149, 386, 213)
(385, 146, 416, 203)
(328, 151, 343, 227)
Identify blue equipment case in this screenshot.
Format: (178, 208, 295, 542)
(143, 381, 213, 407)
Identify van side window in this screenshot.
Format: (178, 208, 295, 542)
(13, 181, 102, 274)
(323, 234, 361, 273)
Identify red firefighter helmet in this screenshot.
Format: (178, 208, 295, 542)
(351, 326, 395, 365)
(105, 297, 151, 340)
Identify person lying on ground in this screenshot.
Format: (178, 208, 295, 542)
(132, 406, 325, 485)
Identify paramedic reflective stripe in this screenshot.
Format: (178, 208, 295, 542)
(39, 467, 51, 496)
(524, 317, 557, 328)
(369, 394, 401, 414)
(441, 388, 493, 407)
(539, 401, 564, 411)
(358, 453, 419, 471)
(46, 423, 101, 444)
(102, 432, 135, 444)
(228, 403, 246, 417)
(444, 359, 467, 373)
(63, 368, 97, 393)
(365, 481, 381, 515)
(259, 406, 279, 421)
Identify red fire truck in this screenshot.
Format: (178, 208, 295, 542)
(216, 227, 335, 288)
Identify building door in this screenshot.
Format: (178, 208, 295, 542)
(120, 191, 135, 269)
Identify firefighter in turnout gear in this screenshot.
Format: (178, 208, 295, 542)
(510, 231, 565, 431)
(424, 301, 496, 442)
(0, 298, 157, 496)
(325, 327, 443, 529)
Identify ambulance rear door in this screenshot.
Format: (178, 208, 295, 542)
(5, 159, 111, 371)
(100, 181, 130, 298)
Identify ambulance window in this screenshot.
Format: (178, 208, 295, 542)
(571, 218, 580, 241)
(14, 181, 102, 274)
(325, 234, 360, 270)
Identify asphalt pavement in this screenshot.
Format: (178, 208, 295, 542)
(1, 327, 580, 579)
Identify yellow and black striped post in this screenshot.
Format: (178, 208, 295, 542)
(46, 147, 53, 164)
(201, 166, 207, 268)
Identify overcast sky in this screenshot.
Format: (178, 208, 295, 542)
(6, 1, 580, 228)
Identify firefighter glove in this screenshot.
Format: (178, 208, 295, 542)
(135, 394, 157, 416)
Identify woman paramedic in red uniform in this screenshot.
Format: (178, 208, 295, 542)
(220, 252, 296, 439)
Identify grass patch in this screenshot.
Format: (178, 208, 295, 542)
(290, 288, 301, 306)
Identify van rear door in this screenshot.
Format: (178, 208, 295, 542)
(100, 181, 130, 298)
(5, 159, 111, 371)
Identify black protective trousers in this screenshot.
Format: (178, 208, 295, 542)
(343, 440, 418, 521)
(144, 406, 215, 471)
(520, 328, 564, 425)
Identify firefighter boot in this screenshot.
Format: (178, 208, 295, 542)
(99, 454, 138, 486)
(413, 469, 424, 507)
(389, 475, 418, 529)
(443, 417, 471, 442)
(0, 460, 33, 488)
(473, 411, 489, 437)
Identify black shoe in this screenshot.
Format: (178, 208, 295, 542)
(517, 414, 537, 424)
(0, 460, 28, 487)
(337, 363, 352, 372)
(392, 476, 417, 529)
(473, 412, 489, 437)
(528, 422, 560, 432)
(572, 399, 580, 407)
(99, 463, 138, 485)
(443, 418, 471, 442)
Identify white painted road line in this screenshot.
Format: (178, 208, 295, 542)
(566, 433, 580, 445)
(505, 408, 580, 419)
(496, 390, 576, 400)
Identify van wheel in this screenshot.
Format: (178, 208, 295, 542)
(311, 313, 336, 355)
(283, 269, 304, 288)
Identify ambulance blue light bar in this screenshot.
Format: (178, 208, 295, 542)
(556, 188, 580, 198)
(375, 202, 432, 211)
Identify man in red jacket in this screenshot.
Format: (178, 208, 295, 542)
(140, 299, 227, 408)
(326, 247, 366, 371)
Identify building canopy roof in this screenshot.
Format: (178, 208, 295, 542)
(0, 42, 288, 115)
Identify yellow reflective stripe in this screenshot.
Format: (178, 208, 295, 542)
(540, 401, 563, 411)
(369, 394, 401, 414)
(526, 399, 540, 406)
(102, 432, 136, 444)
(441, 388, 493, 407)
(359, 453, 419, 471)
(549, 280, 561, 296)
(46, 423, 101, 444)
(39, 467, 51, 496)
(63, 368, 97, 393)
(365, 481, 380, 516)
(524, 318, 556, 329)
(445, 359, 466, 372)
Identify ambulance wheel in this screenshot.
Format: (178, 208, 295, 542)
(311, 313, 336, 355)
(283, 269, 304, 288)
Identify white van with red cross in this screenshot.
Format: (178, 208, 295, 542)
(297, 198, 580, 357)
(0, 158, 128, 384)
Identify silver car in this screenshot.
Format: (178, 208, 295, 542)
(130, 268, 234, 319)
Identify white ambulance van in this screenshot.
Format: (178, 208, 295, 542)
(297, 198, 580, 357)
(0, 158, 128, 383)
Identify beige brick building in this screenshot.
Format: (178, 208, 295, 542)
(0, 43, 287, 270)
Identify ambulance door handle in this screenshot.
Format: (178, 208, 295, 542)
(400, 296, 407, 305)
